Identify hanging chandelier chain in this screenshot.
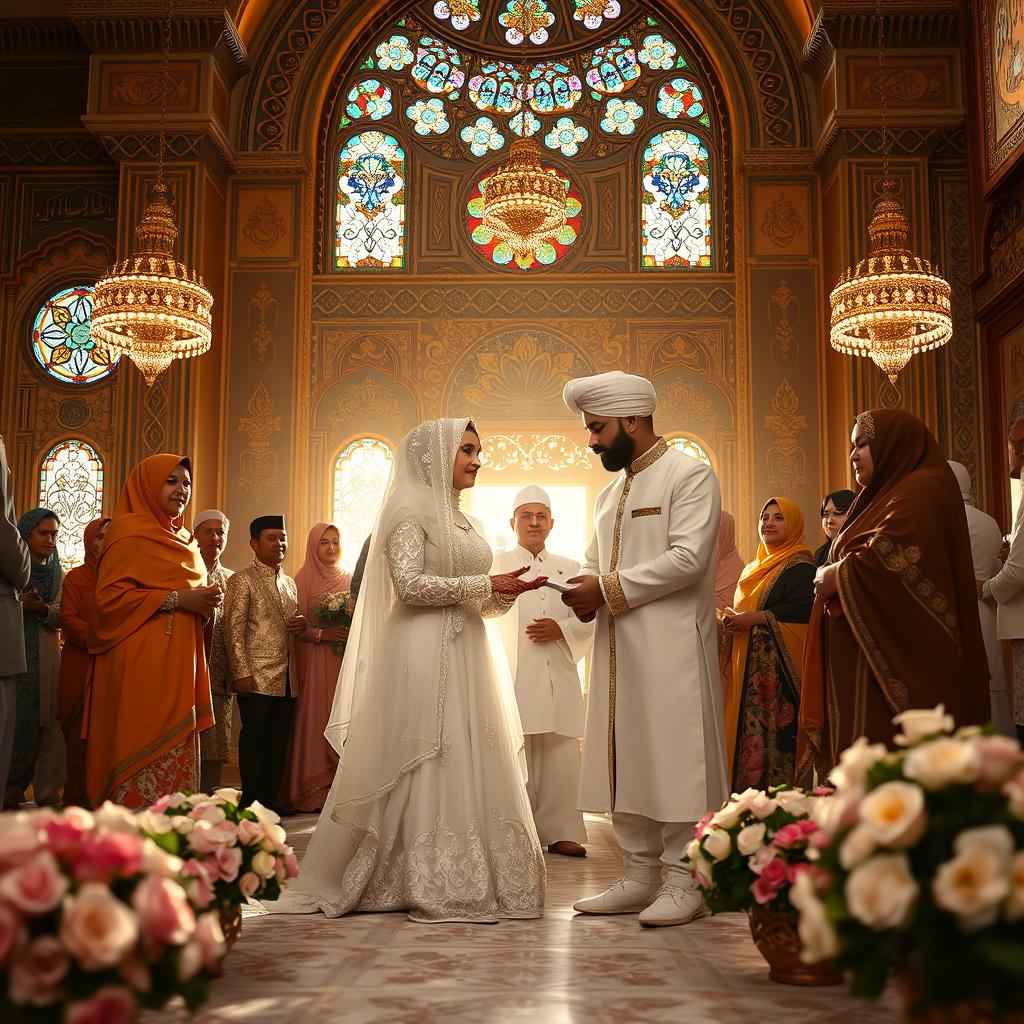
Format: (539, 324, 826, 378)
(157, 0, 173, 187)
(876, 0, 890, 192)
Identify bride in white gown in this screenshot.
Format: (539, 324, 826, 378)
(267, 418, 548, 923)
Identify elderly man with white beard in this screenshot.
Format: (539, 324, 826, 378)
(561, 370, 728, 927)
(491, 485, 594, 857)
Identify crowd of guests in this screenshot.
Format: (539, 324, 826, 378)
(0, 444, 354, 814)
(2, 403, 1024, 815)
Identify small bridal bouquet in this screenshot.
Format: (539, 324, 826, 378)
(315, 590, 353, 655)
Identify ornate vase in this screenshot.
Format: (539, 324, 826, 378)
(746, 905, 843, 986)
(896, 967, 1024, 1023)
(219, 904, 243, 949)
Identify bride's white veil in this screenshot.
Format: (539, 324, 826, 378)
(324, 417, 522, 819)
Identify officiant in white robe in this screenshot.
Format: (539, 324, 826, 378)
(491, 485, 593, 855)
(561, 370, 728, 927)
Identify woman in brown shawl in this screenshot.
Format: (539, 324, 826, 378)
(797, 409, 990, 779)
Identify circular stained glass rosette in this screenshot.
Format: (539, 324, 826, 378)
(32, 284, 118, 385)
(466, 168, 583, 270)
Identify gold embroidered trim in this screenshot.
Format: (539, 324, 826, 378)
(856, 412, 876, 438)
(103, 707, 198, 800)
(602, 571, 629, 616)
(628, 438, 669, 476)
(630, 507, 662, 518)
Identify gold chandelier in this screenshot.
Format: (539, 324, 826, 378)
(481, 61, 569, 257)
(90, 3, 212, 388)
(827, 1, 952, 389)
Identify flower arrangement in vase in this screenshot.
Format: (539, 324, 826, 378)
(0, 802, 225, 1022)
(682, 784, 841, 985)
(791, 706, 1024, 1021)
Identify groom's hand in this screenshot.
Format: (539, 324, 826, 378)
(561, 575, 605, 619)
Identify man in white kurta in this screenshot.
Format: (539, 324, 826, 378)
(562, 371, 728, 927)
(492, 485, 594, 855)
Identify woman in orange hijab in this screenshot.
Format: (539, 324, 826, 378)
(85, 455, 223, 808)
(58, 515, 110, 807)
(721, 498, 815, 791)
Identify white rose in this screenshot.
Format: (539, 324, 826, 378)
(703, 829, 732, 863)
(60, 884, 140, 970)
(892, 704, 955, 747)
(135, 812, 173, 836)
(903, 738, 978, 790)
(813, 788, 862, 836)
(91, 802, 138, 834)
(171, 816, 194, 835)
(858, 781, 927, 848)
(790, 870, 839, 963)
(213, 788, 242, 806)
(251, 851, 277, 880)
(829, 737, 889, 790)
(1006, 851, 1024, 922)
(774, 789, 814, 817)
(139, 842, 182, 879)
(684, 838, 702, 863)
(177, 941, 202, 982)
(737, 823, 767, 856)
(247, 802, 281, 827)
(844, 853, 919, 930)
(932, 826, 1014, 931)
(691, 854, 713, 888)
(711, 802, 743, 830)
(839, 824, 877, 870)
(190, 803, 227, 826)
(749, 794, 778, 820)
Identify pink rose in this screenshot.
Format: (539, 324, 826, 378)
(751, 856, 788, 904)
(771, 823, 806, 849)
(74, 832, 144, 884)
(118, 954, 152, 993)
(236, 818, 263, 845)
(214, 845, 243, 883)
(238, 871, 260, 898)
(694, 812, 715, 840)
(975, 735, 1024, 788)
(132, 877, 195, 948)
(43, 808, 94, 860)
(0, 851, 68, 915)
(148, 794, 179, 814)
(60, 884, 139, 970)
(187, 821, 238, 856)
(188, 802, 227, 825)
(284, 852, 299, 879)
(812, 786, 834, 796)
(181, 860, 216, 907)
(8, 936, 69, 1006)
(0, 900, 27, 967)
(748, 845, 779, 876)
(65, 986, 136, 1024)
(0, 819, 42, 869)
(193, 911, 226, 969)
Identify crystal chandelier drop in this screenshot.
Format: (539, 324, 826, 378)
(481, 61, 569, 257)
(827, 2, 952, 389)
(90, 3, 212, 388)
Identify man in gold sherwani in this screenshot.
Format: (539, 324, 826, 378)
(562, 371, 728, 927)
(223, 515, 306, 811)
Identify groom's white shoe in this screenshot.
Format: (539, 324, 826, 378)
(573, 877, 661, 915)
(638, 879, 709, 927)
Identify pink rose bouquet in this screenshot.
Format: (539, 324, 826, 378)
(138, 789, 299, 912)
(0, 803, 225, 1020)
(681, 784, 827, 914)
(791, 707, 1024, 1016)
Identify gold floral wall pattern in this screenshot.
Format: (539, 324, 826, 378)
(763, 379, 808, 497)
(238, 382, 283, 501)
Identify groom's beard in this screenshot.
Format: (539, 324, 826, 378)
(593, 422, 635, 472)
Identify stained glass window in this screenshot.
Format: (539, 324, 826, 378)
(335, 132, 406, 269)
(467, 167, 583, 269)
(434, 0, 482, 31)
(332, 438, 395, 573)
(586, 38, 640, 94)
(574, 0, 620, 30)
(469, 61, 522, 114)
(31, 285, 118, 385)
(340, 80, 393, 127)
(499, 0, 556, 45)
(529, 62, 583, 113)
(657, 77, 705, 120)
(666, 434, 712, 465)
(411, 37, 465, 94)
(38, 439, 104, 571)
(641, 130, 712, 268)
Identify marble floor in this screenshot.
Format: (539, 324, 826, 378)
(150, 813, 898, 1024)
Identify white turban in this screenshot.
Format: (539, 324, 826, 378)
(193, 509, 229, 529)
(512, 485, 552, 512)
(562, 370, 657, 418)
(947, 461, 972, 504)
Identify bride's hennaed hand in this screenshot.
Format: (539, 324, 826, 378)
(490, 567, 547, 596)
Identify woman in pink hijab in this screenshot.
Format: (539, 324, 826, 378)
(283, 523, 352, 812)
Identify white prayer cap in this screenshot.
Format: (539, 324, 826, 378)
(512, 485, 552, 512)
(947, 461, 972, 503)
(562, 370, 657, 418)
(193, 509, 229, 529)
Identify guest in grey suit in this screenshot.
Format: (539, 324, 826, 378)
(0, 435, 31, 800)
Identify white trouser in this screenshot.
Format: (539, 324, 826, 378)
(525, 732, 587, 846)
(32, 717, 66, 805)
(612, 811, 696, 887)
(0, 677, 14, 797)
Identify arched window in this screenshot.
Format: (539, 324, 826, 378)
(332, 437, 395, 572)
(641, 130, 712, 268)
(335, 132, 407, 269)
(31, 284, 119, 384)
(37, 439, 104, 571)
(666, 433, 712, 465)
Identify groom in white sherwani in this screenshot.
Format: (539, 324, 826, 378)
(492, 485, 594, 856)
(562, 371, 728, 927)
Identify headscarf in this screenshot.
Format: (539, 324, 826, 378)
(815, 489, 855, 566)
(714, 510, 745, 611)
(947, 461, 973, 503)
(88, 454, 206, 654)
(798, 410, 990, 776)
(17, 507, 62, 679)
(80, 516, 111, 576)
(562, 371, 657, 417)
(295, 522, 348, 610)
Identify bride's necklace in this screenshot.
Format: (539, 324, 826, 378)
(452, 490, 472, 531)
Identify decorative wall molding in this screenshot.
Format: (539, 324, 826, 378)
(0, 134, 109, 167)
(311, 281, 736, 319)
(88, 128, 235, 174)
(814, 124, 966, 169)
(0, 19, 88, 54)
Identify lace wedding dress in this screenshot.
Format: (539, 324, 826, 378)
(265, 419, 545, 923)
